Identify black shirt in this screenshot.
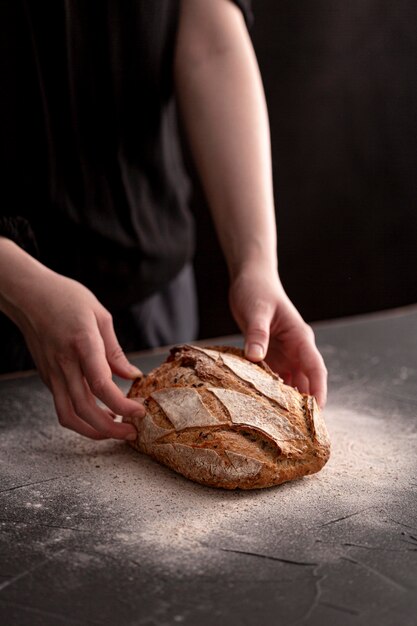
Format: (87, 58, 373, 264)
(1, 0, 252, 311)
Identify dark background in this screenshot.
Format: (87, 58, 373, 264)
(193, 0, 417, 339)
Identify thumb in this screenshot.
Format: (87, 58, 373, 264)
(98, 312, 143, 380)
(244, 313, 271, 363)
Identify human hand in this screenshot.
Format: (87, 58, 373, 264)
(0, 242, 145, 440)
(229, 267, 327, 407)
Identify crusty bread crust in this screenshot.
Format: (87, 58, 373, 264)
(125, 345, 330, 489)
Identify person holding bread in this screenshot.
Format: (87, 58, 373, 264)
(0, 0, 327, 441)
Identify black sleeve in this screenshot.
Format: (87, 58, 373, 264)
(230, 0, 253, 28)
(0, 216, 39, 258)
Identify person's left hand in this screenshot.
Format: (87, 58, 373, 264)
(229, 267, 327, 408)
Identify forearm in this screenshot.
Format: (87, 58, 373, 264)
(174, 0, 277, 280)
(0, 237, 51, 324)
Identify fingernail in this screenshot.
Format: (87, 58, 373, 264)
(126, 432, 137, 441)
(246, 343, 265, 361)
(129, 365, 143, 379)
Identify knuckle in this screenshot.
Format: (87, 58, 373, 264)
(248, 325, 269, 340)
(69, 330, 94, 354)
(109, 344, 126, 362)
(70, 394, 92, 418)
(56, 411, 71, 429)
(54, 347, 73, 367)
(71, 398, 84, 417)
(101, 309, 113, 326)
(89, 376, 109, 397)
(303, 324, 315, 341)
(308, 361, 328, 378)
(315, 351, 328, 374)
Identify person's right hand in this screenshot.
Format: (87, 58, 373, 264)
(0, 239, 145, 440)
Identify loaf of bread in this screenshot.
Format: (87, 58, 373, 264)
(125, 345, 330, 489)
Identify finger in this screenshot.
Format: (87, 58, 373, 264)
(81, 351, 146, 419)
(72, 331, 146, 419)
(309, 368, 327, 409)
(280, 371, 293, 387)
(299, 342, 328, 408)
(58, 358, 139, 440)
(50, 374, 108, 440)
(244, 311, 271, 363)
(291, 371, 310, 396)
(97, 312, 143, 380)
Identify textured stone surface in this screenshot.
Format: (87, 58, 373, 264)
(1, 309, 417, 625)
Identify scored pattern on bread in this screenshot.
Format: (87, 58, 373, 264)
(151, 388, 227, 430)
(157, 443, 264, 484)
(125, 344, 330, 490)
(193, 346, 290, 411)
(208, 388, 306, 443)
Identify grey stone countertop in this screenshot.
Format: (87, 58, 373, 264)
(1, 306, 417, 626)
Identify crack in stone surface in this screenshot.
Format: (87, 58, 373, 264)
(343, 542, 412, 553)
(341, 556, 408, 592)
(293, 567, 326, 624)
(386, 518, 417, 532)
(219, 548, 317, 566)
(0, 476, 68, 494)
(0, 555, 53, 593)
(400, 539, 417, 548)
(319, 600, 361, 616)
(317, 506, 374, 528)
(0, 519, 86, 533)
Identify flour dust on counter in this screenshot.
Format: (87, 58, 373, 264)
(0, 375, 415, 581)
(1, 308, 417, 624)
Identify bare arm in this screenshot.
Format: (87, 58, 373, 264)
(175, 0, 276, 278)
(174, 0, 327, 405)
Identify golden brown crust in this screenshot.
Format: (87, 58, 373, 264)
(125, 344, 330, 489)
